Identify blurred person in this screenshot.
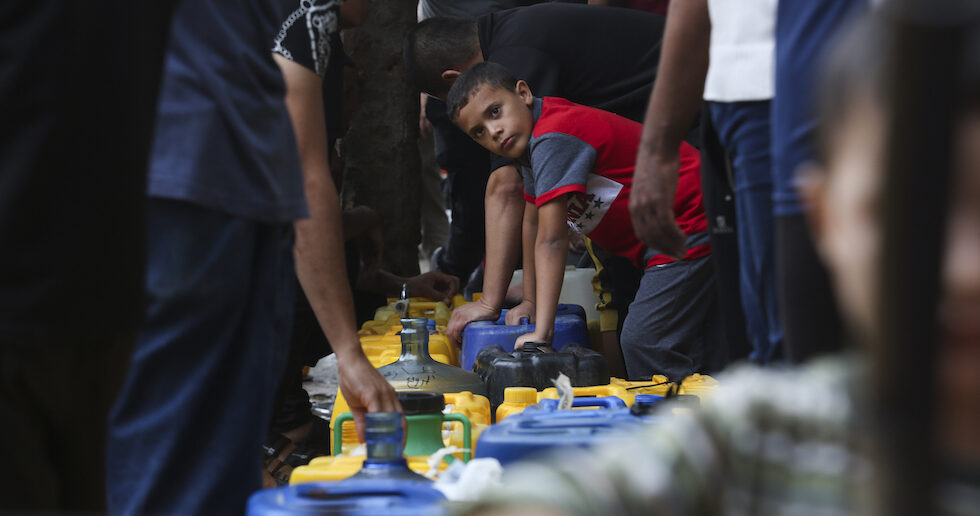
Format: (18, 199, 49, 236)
(0, 2, 174, 511)
(105, 1, 399, 513)
(461, 6, 980, 515)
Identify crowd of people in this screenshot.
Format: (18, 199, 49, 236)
(0, 0, 977, 514)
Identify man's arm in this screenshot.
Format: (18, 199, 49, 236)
(446, 165, 525, 341)
(515, 197, 568, 347)
(275, 55, 400, 440)
(629, 0, 710, 259)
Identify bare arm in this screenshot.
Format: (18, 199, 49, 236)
(446, 165, 525, 341)
(629, 0, 710, 259)
(516, 197, 568, 347)
(275, 54, 400, 440)
(505, 200, 539, 325)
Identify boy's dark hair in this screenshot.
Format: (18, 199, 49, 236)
(403, 17, 480, 97)
(446, 62, 519, 121)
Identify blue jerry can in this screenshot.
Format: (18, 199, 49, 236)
(460, 303, 589, 371)
(474, 396, 658, 466)
(246, 480, 447, 516)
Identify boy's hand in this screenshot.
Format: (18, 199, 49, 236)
(515, 331, 551, 349)
(447, 299, 501, 343)
(505, 300, 535, 325)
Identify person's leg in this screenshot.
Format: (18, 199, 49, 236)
(418, 134, 449, 262)
(697, 108, 753, 370)
(709, 101, 782, 363)
(620, 255, 720, 381)
(107, 199, 295, 515)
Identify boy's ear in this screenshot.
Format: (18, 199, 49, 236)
(797, 161, 829, 255)
(440, 69, 461, 85)
(516, 80, 533, 106)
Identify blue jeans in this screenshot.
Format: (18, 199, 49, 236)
(106, 198, 296, 515)
(709, 101, 782, 363)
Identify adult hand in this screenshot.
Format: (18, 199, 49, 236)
(504, 300, 535, 326)
(447, 298, 500, 343)
(405, 270, 460, 304)
(336, 348, 401, 443)
(629, 149, 687, 260)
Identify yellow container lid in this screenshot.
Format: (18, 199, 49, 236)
(503, 386, 538, 404)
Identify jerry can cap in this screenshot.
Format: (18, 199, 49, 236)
(503, 386, 538, 404)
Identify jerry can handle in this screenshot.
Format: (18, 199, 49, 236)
(442, 413, 472, 461)
(571, 396, 626, 409)
(333, 411, 354, 456)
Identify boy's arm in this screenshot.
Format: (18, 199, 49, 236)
(629, 0, 710, 259)
(275, 55, 401, 440)
(506, 200, 539, 325)
(446, 165, 525, 342)
(515, 196, 568, 347)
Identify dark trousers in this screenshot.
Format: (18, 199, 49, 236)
(620, 255, 724, 381)
(709, 101, 783, 363)
(107, 199, 296, 515)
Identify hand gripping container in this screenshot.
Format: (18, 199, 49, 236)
(474, 396, 655, 466)
(460, 304, 589, 371)
(247, 480, 447, 516)
(473, 342, 609, 409)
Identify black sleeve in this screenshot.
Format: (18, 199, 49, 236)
(272, 0, 340, 78)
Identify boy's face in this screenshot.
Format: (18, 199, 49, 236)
(454, 81, 534, 159)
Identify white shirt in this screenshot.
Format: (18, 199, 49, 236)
(703, 0, 778, 102)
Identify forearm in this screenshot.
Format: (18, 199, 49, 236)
(481, 166, 525, 307)
(521, 201, 538, 304)
(532, 200, 568, 341)
(640, 0, 710, 159)
(276, 54, 362, 360)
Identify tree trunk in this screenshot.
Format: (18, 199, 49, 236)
(341, 0, 421, 277)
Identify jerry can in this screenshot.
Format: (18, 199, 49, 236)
(474, 396, 654, 466)
(460, 304, 589, 371)
(677, 373, 720, 399)
(495, 387, 538, 422)
(536, 383, 635, 407)
(442, 391, 490, 452)
(247, 480, 447, 516)
(290, 454, 439, 484)
(610, 375, 674, 396)
(473, 342, 609, 409)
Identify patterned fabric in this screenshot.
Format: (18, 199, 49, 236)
(522, 97, 708, 269)
(463, 356, 980, 516)
(273, 0, 340, 78)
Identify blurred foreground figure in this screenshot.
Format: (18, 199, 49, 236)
(0, 2, 174, 511)
(464, 5, 980, 516)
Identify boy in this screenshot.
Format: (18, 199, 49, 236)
(447, 62, 721, 381)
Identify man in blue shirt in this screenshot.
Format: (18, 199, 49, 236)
(105, 1, 400, 513)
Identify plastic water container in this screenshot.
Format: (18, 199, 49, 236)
(495, 387, 539, 422)
(345, 412, 430, 483)
(247, 480, 447, 516)
(377, 321, 485, 396)
(474, 396, 655, 465)
(536, 383, 635, 407)
(473, 342, 609, 409)
(510, 266, 600, 321)
(460, 305, 589, 371)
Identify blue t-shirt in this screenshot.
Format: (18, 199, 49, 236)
(147, 0, 307, 223)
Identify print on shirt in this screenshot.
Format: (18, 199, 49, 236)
(566, 174, 623, 235)
(273, 0, 338, 77)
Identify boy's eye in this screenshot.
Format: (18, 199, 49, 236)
(473, 127, 484, 138)
(491, 106, 500, 117)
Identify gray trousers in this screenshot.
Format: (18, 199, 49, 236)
(620, 255, 723, 381)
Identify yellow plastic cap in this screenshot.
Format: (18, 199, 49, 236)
(503, 387, 538, 404)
